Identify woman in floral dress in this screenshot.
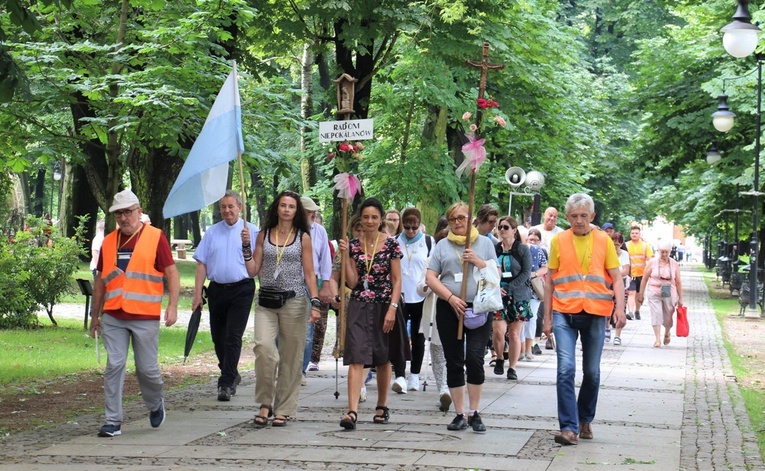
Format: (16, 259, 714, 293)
(337, 197, 408, 430)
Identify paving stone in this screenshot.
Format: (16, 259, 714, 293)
(2, 265, 763, 470)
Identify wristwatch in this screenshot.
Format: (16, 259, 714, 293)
(390, 302, 399, 308)
(310, 297, 322, 308)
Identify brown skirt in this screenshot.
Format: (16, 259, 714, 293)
(343, 299, 411, 366)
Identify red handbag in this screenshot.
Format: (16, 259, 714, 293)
(676, 305, 689, 337)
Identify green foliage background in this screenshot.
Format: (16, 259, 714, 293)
(0, 0, 761, 242)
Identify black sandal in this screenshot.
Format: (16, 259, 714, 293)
(272, 415, 288, 427)
(373, 406, 390, 424)
(340, 410, 357, 430)
(253, 404, 272, 428)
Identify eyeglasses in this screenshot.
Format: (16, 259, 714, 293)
(114, 208, 136, 218)
(403, 225, 418, 231)
(448, 215, 468, 223)
(528, 237, 540, 242)
(498, 225, 512, 231)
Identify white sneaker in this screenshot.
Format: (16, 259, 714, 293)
(359, 386, 367, 403)
(307, 361, 319, 372)
(407, 374, 420, 391)
(524, 354, 534, 361)
(392, 376, 407, 394)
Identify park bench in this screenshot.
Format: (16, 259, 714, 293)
(171, 239, 192, 259)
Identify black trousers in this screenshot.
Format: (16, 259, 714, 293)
(208, 279, 255, 388)
(435, 298, 492, 388)
(392, 300, 426, 377)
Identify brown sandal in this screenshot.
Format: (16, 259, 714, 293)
(253, 404, 272, 428)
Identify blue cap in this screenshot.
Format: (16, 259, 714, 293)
(602, 222, 614, 230)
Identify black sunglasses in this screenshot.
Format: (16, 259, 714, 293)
(498, 224, 512, 231)
(403, 225, 418, 231)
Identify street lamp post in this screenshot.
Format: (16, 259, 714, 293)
(51, 163, 61, 220)
(720, 0, 763, 315)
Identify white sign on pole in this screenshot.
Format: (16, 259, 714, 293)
(319, 119, 374, 143)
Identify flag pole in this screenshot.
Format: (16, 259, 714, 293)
(237, 151, 247, 222)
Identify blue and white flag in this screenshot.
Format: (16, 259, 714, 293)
(163, 63, 244, 219)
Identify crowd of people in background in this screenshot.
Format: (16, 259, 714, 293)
(87, 188, 685, 445)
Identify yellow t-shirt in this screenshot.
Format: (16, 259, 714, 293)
(548, 230, 620, 273)
(627, 240, 653, 277)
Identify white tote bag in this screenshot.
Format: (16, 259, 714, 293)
(472, 259, 503, 313)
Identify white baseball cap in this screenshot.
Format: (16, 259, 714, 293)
(109, 189, 140, 213)
(301, 197, 320, 211)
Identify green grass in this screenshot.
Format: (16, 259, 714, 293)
(701, 270, 765, 462)
(0, 317, 214, 385)
(59, 259, 199, 310)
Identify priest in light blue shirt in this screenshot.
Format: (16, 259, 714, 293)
(193, 190, 259, 401)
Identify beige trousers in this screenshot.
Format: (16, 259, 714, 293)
(253, 297, 308, 417)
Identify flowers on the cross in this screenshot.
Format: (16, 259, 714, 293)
(476, 97, 499, 109)
(327, 141, 364, 168)
(329, 140, 363, 201)
(456, 97, 507, 177)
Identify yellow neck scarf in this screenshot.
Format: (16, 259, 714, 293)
(447, 227, 479, 246)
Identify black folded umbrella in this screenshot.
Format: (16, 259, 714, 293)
(183, 286, 206, 364)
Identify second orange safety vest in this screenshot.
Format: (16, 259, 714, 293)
(551, 229, 614, 316)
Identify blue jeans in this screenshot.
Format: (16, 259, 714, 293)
(302, 321, 314, 376)
(301, 278, 323, 376)
(553, 311, 605, 434)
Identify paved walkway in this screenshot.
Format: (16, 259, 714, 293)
(1, 265, 762, 470)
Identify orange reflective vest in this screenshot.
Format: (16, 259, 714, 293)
(101, 225, 165, 318)
(551, 230, 614, 316)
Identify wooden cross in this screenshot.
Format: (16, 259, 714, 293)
(456, 42, 504, 340)
(466, 42, 505, 100)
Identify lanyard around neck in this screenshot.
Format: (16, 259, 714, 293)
(117, 225, 142, 250)
(275, 227, 293, 266)
(364, 232, 381, 277)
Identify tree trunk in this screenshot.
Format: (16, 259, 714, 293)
(129, 145, 184, 238)
(189, 211, 201, 247)
(33, 169, 45, 217)
(300, 42, 316, 193)
(250, 171, 267, 227)
(419, 105, 449, 230)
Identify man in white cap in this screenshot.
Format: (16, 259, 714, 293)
(300, 196, 333, 380)
(192, 190, 259, 401)
(89, 189, 180, 437)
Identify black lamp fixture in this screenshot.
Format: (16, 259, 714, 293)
(712, 95, 736, 132)
(722, 0, 761, 58)
(719, 0, 763, 316)
(707, 140, 722, 165)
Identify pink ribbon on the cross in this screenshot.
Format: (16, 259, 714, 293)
(456, 134, 487, 178)
(334, 172, 361, 201)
